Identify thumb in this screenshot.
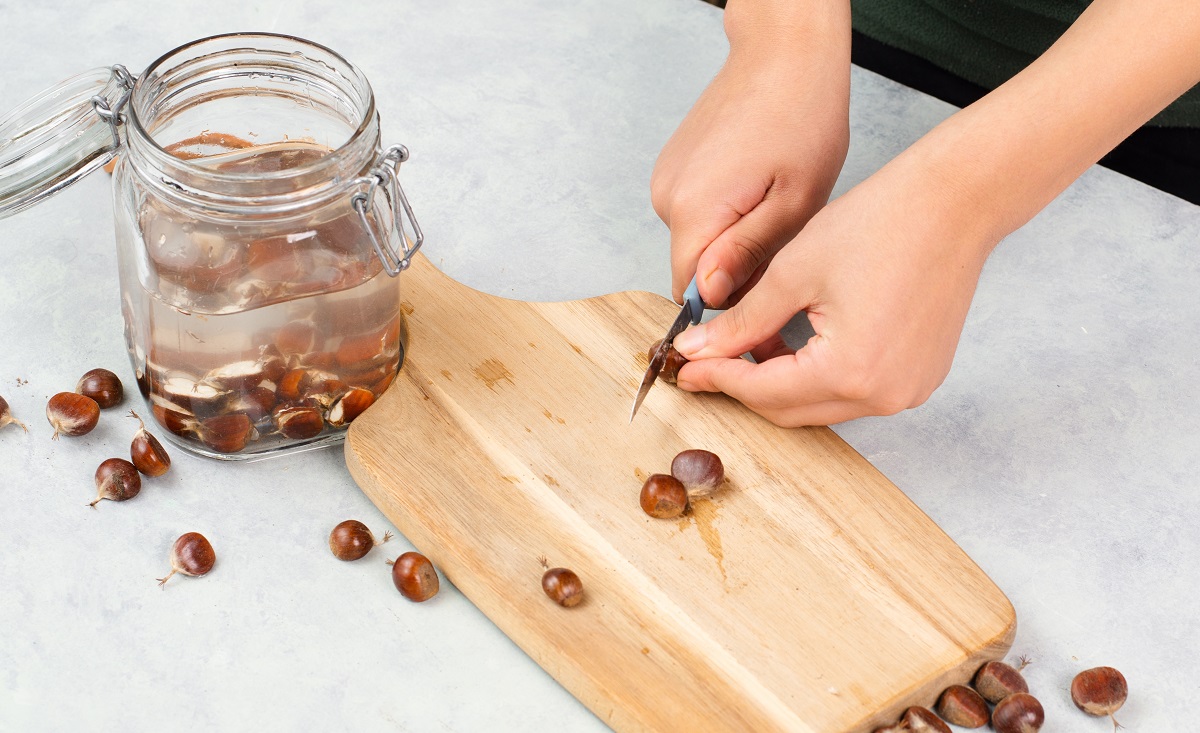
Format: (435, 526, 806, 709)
(693, 190, 813, 309)
(672, 263, 809, 360)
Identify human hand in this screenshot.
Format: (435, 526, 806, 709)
(650, 5, 851, 309)
(666, 0, 1200, 427)
(670, 150, 997, 426)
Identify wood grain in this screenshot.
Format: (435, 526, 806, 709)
(346, 253, 1015, 732)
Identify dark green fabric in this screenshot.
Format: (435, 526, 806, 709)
(852, 0, 1200, 128)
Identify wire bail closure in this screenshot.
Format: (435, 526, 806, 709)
(351, 144, 424, 276)
(90, 65, 135, 150)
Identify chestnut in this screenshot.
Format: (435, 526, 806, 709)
(542, 567, 584, 608)
(327, 387, 375, 428)
(46, 392, 100, 439)
(157, 376, 230, 417)
(992, 692, 1044, 733)
(91, 458, 142, 507)
(336, 318, 401, 369)
(0, 395, 27, 433)
(937, 685, 988, 728)
(1071, 666, 1128, 722)
(901, 706, 950, 733)
(199, 413, 255, 453)
(273, 319, 320, 358)
(639, 474, 688, 519)
(128, 410, 171, 477)
(200, 360, 266, 391)
(157, 532, 216, 587)
(389, 552, 440, 602)
(150, 397, 200, 438)
(276, 368, 337, 403)
(670, 449, 725, 496)
(274, 405, 325, 440)
(226, 386, 277, 423)
(973, 660, 1028, 704)
(328, 520, 391, 561)
(646, 343, 688, 384)
(76, 368, 124, 409)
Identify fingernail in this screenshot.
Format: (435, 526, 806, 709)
(673, 323, 706, 356)
(701, 266, 733, 306)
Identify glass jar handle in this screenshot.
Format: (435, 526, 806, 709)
(90, 65, 136, 150)
(350, 144, 424, 276)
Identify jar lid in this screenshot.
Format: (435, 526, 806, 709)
(0, 67, 130, 219)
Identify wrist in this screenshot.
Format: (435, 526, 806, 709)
(723, 0, 851, 66)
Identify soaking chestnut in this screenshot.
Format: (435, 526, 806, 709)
(3, 34, 418, 461)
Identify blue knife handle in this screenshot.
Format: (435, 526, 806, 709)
(683, 276, 704, 325)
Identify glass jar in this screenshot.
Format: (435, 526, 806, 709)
(0, 33, 422, 459)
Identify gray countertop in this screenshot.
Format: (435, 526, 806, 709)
(1, 1, 1196, 730)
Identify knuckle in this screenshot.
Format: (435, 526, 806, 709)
(724, 234, 772, 275)
(718, 306, 753, 340)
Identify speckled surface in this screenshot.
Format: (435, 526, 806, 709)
(0, 1, 1196, 731)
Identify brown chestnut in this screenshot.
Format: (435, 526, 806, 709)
(647, 343, 689, 384)
(937, 685, 988, 728)
(199, 413, 254, 453)
(276, 368, 337, 403)
(670, 449, 725, 496)
(76, 368, 124, 409)
(542, 567, 584, 608)
(639, 474, 688, 519)
(336, 318, 401, 369)
(328, 519, 391, 561)
(901, 706, 951, 733)
(128, 410, 171, 477)
(1071, 666, 1128, 722)
(47, 392, 100, 439)
(200, 360, 266, 391)
(274, 405, 325, 440)
(327, 387, 375, 428)
(157, 532, 216, 587)
(389, 552, 440, 602)
(226, 386, 276, 423)
(0, 395, 27, 433)
(974, 660, 1029, 704)
(273, 320, 320, 358)
(150, 399, 199, 438)
(91, 457, 142, 507)
(992, 692, 1044, 733)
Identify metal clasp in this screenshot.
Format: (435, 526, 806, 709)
(351, 144, 424, 276)
(89, 65, 135, 150)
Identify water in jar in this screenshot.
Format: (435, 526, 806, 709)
(118, 136, 403, 457)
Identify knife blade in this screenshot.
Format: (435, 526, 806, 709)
(629, 276, 704, 423)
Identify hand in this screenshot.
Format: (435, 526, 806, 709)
(650, 7, 851, 309)
(670, 150, 996, 426)
(667, 0, 1200, 427)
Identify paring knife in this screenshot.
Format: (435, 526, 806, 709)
(629, 276, 704, 423)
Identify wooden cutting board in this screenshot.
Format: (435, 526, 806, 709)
(345, 253, 1015, 732)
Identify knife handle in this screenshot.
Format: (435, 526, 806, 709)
(683, 276, 704, 325)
